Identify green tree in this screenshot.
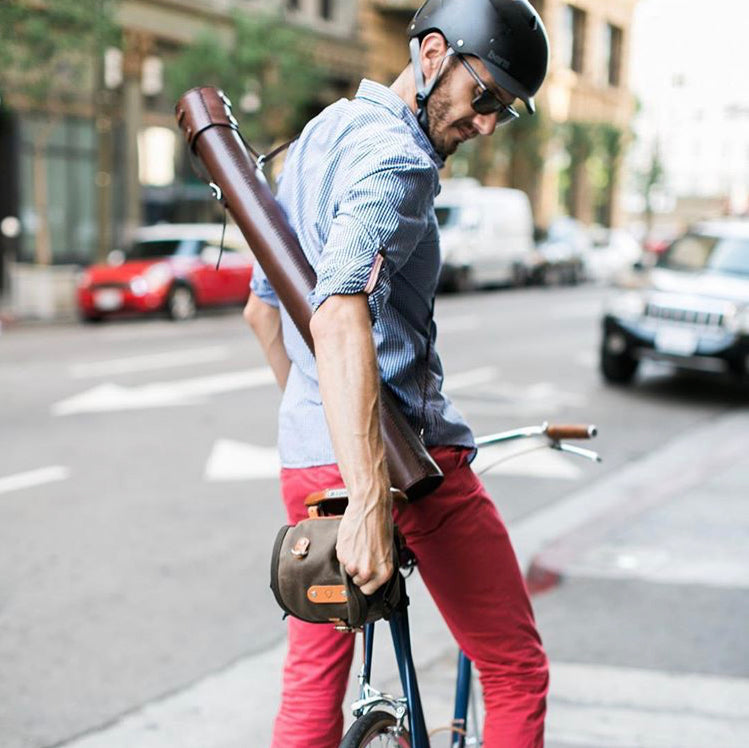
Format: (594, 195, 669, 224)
(561, 121, 596, 218)
(0, 0, 119, 265)
(591, 123, 625, 226)
(166, 11, 326, 149)
(642, 141, 664, 233)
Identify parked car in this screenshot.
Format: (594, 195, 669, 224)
(528, 216, 591, 285)
(435, 183, 536, 291)
(600, 220, 749, 384)
(76, 223, 254, 322)
(585, 226, 643, 285)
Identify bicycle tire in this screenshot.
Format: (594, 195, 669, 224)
(339, 710, 411, 747)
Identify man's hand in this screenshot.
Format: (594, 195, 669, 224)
(336, 490, 394, 596)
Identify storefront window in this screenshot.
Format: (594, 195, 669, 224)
(18, 115, 97, 264)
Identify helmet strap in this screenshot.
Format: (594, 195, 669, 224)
(410, 38, 454, 138)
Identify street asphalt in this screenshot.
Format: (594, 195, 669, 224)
(1, 284, 747, 747)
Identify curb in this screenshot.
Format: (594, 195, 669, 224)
(522, 410, 749, 596)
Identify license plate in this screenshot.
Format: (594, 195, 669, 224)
(93, 288, 124, 311)
(655, 326, 698, 356)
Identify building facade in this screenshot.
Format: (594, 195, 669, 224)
(0, 0, 639, 308)
(358, 0, 639, 229)
(624, 0, 749, 234)
(0, 0, 365, 289)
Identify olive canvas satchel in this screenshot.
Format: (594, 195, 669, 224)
(269, 490, 406, 630)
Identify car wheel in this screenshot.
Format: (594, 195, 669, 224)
(541, 265, 561, 286)
(600, 345, 639, 384)
(81, 313, 103, 324)
(167, 284, 196, 321)
(512, 262, 529, 287)
(566, 263, 582, 285)
(453, 266, 475, 293)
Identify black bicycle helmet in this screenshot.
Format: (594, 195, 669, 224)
(408, 0, 549, 130)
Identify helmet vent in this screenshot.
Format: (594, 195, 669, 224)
(530, 16, 538, 30)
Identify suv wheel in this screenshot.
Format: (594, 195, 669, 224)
(167, 284, 196, 321)
(601, 345, 639, 384)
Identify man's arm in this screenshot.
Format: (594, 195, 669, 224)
(309, 293, 394, 596)
(243, 293, 291, 390)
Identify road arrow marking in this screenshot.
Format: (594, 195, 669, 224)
(0, 466, 71, 496)
(52, 367, 275, 416)
(436, 314, 481, 334)
(204, 439, 281, 481)
(68, 346, 230, 378)
(443, 366, 498, 392)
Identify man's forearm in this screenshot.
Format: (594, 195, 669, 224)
(310, 293, 393, 594)
(310, 294, 390, 499)
(243, 294, 291, 390)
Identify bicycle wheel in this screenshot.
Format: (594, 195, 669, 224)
(339, 710, 411, 747)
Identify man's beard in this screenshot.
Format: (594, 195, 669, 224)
(425, 63, 473, 159)
(426, 86, 457, 159)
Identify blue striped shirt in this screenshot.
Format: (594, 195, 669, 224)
(251, 79, 475, 468)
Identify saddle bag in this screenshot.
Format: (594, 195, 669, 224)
(270, 515, 405, 630)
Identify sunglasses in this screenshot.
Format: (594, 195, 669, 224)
(455, 53, 519, 125)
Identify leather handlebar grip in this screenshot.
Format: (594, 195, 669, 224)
(174, 87, 443, 500)
(545, 424, 597, 440)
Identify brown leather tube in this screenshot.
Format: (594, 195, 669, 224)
(175, 87, 443, 499)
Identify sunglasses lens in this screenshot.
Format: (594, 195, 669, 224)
(496, 107, 519, 126)
(472, 92, 519, 125)
(472, 91, 501, 115)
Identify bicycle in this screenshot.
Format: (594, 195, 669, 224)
(335, 422, 602, 748)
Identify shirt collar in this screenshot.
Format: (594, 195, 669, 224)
(355, 79, 444, 169)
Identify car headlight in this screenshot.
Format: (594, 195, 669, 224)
(144, 262, 173, 291)
(129, 276, 149, 296)
(607, 291, 646, 320)
(726, 305, 749, 335)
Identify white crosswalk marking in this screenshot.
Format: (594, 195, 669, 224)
(548, 662, 749, 747)
(68, 346, 230, 378)
(203, 439, 281, 481)
(0, 466, 71, 496)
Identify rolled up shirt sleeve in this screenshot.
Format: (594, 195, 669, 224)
(250, 256, 280, 308)
(309, 149, 435, 323)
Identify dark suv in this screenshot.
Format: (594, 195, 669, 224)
(601, 220, 749, 384)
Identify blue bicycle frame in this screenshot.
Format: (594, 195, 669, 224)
(360, 607, 474, 748)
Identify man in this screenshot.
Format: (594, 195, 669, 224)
(244, 1, 550, 745)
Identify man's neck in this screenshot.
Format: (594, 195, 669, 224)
(391, 66, 418, 116)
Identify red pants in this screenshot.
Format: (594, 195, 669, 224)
(271, 446, 548, 747)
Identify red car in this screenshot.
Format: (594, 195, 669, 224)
(77, 223, 254, 322)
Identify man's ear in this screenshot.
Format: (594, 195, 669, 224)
(419, 32, 449, 82)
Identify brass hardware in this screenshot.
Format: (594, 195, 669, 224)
(291, 537, 310, 558)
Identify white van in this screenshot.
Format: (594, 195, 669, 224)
(434, 182, 535, 291)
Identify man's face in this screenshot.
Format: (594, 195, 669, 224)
(426, 55, 515, 158)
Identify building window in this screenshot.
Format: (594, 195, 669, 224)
(320, 0, 333, 21)
(561, 4, 586, 74)
(605, 23, 623, 87)
(286, 0, 299, 10)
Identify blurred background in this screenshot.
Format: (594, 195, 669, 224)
(0, 0, 747, 319)
(1, 2, 748, 748)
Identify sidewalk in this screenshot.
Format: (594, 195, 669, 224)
(58, 409, 749, 748)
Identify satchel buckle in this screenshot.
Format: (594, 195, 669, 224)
(291, 537, 310, 558)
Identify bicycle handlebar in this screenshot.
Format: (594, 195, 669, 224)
(473, 422, 602, 466)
